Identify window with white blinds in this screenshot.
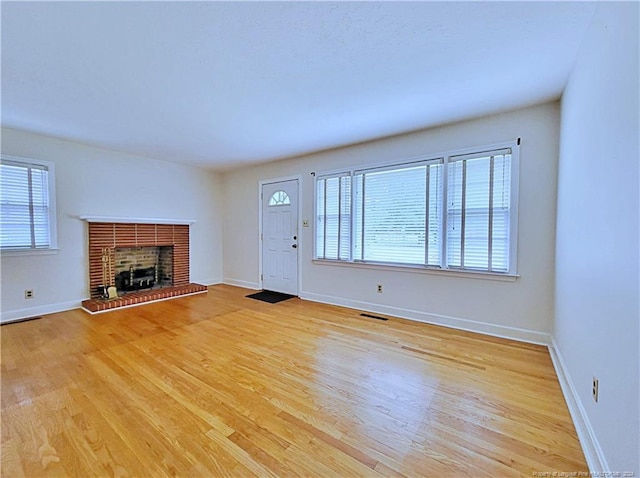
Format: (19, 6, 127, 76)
(314, 142, 518, 275)
(446, 150, 512, 272)
(315, 174, 351, 260)
(0, 156, 57, 250)
(353, 161, 442, 265)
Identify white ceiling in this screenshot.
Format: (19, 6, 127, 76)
(1, 1, 595, 170)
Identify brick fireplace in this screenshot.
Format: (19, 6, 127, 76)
(81, 220, 206, 313)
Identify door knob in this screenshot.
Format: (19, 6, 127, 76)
(292, 244, 297, 248)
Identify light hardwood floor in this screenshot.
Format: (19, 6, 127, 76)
(1, 284, 586, 477)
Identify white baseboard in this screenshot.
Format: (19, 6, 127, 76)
(223, 278, 261, 290)
(299, 290, 550, 345)
(0, 300, 82, 324)
(192, 277, 222, 286)
(548, 337, 609, 473)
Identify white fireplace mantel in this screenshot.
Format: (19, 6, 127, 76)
(79, 216, 196, 225)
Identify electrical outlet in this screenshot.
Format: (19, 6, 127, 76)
(302, 219, 309, 227)
(592, 377, 599, 403)
(376, 284, 383, 293)
(24, 289, 34, 299)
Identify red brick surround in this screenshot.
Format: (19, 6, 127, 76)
(86, 222, 190, 299)
(81, 221, 206, 313)
(82, 222, 207, 312)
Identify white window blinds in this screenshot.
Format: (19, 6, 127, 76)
(0, 159, 52, 249)
(314, 142, 517, 275)
(446, 150, 511, 272)
(353, 162, 442, 265)
(316, 174, 351, 260)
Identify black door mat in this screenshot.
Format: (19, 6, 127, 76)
(246, 290, 295, 304)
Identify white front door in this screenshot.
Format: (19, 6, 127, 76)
(261, 179, 298, 295)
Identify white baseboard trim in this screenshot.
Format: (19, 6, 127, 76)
(548, 337, 609, 473)
(223, 278, 261, 290)
(1, 300, 82, 324)
(192, 278, 223, 286)
(299, 290, 550, 345)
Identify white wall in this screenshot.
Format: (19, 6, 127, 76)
(1, 127, 223, 322)
(222, 102, 560, 343)
(554, 2, 639, 474)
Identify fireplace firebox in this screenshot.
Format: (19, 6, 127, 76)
(113, 245, 173, 293)
(117, 266, 156, 291)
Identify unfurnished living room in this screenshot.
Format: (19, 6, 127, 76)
(1, 1, 638, 477)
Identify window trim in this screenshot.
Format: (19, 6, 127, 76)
(0, 154, 58, 255)
(313, 140, 520, 278)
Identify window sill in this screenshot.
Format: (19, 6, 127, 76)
(1, 248, 59, 257)
(312, 259, 519, 282)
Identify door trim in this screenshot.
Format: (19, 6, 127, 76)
(258, 175, 302, 295)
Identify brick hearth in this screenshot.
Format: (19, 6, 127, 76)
(81, 283, 207, 313)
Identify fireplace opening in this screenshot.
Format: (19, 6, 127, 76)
(113, 246, 173, 295)
(117, 266, 156, 291)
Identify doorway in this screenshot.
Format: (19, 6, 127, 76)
(261, 179, 299, 295)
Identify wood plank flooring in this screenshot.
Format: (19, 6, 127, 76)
(1, 284, 587, 477)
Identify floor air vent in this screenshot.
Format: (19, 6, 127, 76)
(2, 316, 43, 326)
(360, 313, 388, 321)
